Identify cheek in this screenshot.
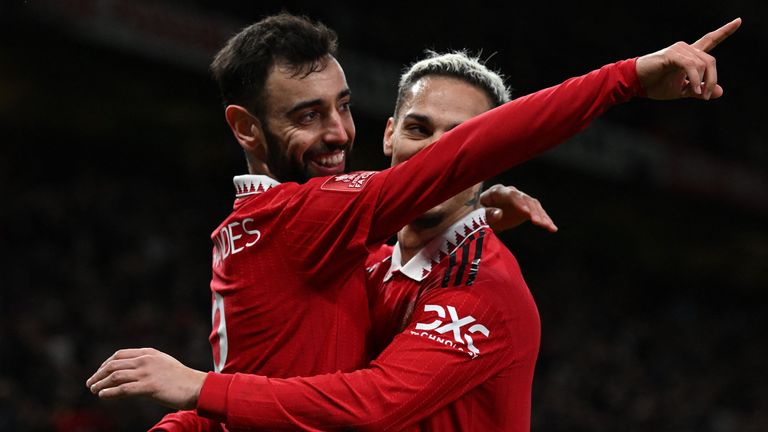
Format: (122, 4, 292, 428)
(394, 139, 434, 164)
(392, 145, 420, 165)
(284, 133, 315, 160)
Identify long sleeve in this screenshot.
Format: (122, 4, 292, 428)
(366, 58, 641, 244)
(263, 59, 639, 287)
(194, 58, 638, 431)
(196, 273, 539, 431)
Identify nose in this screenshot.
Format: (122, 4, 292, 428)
(322, 109, 349, 144)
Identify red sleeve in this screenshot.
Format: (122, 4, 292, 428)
(195, 287, 526, 431)
(276, 60, 639, 278)
(194, 59, 639, 430)
(366, 58, 641, 244)
(149, 410, 224, 432)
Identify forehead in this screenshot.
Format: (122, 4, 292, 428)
(400, 76, 492, 123)
(263, 56, 349, 115)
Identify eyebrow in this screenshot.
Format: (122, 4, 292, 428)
(402, 113, 432, 125)
(286, 88, 351, 116)
(403, 113, 462, 131)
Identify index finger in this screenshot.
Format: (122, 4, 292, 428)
(97, 348, 146, 369)
(692, 17, 742, 52)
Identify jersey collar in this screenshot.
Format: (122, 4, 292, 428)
(233, 175, 281, 198)
(384, 208, 488, 282)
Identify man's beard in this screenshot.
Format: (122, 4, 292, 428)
(262, 125, 350, 183)
(263, 126, 311, 184)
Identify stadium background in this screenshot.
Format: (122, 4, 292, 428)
(1, 1, 766, 430)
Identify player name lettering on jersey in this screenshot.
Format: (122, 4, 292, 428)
(320, 171, 377, 192)
(414, 304, 490, 358)
(213, 217, 261, 266)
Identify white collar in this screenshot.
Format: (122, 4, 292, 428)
(233, 175, 281, 198)
(384, 208, 488, 282)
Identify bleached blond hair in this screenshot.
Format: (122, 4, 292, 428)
(394, 50, 511, 116)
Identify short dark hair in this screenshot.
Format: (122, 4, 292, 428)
(210, 13, 338, 117)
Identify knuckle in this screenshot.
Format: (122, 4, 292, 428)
(111, 370, 126, 382)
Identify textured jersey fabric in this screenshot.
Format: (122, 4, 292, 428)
(195, 210, 540, 431)
(153, 57, 641, 431)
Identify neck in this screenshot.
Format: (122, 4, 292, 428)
(397, 206, 475, 264)
(245, 153, 276, 178)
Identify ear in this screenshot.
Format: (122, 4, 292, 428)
(382, 117, 396, 158)
(224, 105, 267, 159)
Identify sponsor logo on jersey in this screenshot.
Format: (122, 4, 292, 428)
(321, 171, 377, 192)
(412, 304, 490, 358)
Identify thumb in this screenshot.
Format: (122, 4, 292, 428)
(485, 207, 502, 224)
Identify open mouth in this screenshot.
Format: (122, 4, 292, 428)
(307, 149, 346, 176)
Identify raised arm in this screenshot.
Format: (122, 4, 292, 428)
(364, 57, 639, 244)
(363, 18, 739, 245)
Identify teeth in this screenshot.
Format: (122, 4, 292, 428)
(314, 151, 344, 167)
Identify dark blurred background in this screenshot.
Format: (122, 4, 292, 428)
(1, 1, 766, 431)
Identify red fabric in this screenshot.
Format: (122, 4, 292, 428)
(149, 410, 224, 431)
(208, 175, 381, 379)
(162, 57, 641, 430)
(366, 243, 394, 269)
(196, 229, 540, 431)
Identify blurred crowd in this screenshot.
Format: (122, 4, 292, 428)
(0, 173, 215, 431)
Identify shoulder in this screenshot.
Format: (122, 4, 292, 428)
(420, 228, 538, 328)
(231, 171, 387, 219)
(317, 171, 381, 193)
(366, 244, 394, 270)
(428, 228, 522, 291)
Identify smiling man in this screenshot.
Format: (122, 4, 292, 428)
(146, 14, 558, 430)
(87, 13, 741, 431)
(225, 56, 354, 183)
(184, 13, 572, 385)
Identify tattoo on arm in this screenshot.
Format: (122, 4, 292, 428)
(464, 189, 482, 208)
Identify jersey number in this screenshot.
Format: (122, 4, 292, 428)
(211, 292, 228, 372)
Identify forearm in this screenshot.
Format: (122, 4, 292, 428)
(197, 343, 508, 431)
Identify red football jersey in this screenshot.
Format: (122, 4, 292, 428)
(196, 210, 540, 431)
(153, 58, 641, 431)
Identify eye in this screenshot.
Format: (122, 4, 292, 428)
(299, 111, 320, 124)
(338, 100, 352, 112)
(405, 123, 430, 137)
